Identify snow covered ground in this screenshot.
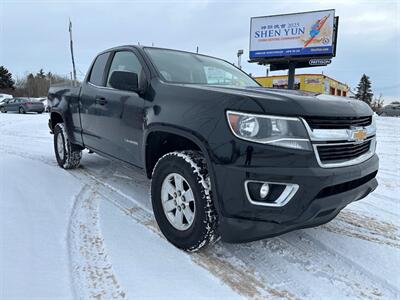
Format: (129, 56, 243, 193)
(0, 112, 399, 300)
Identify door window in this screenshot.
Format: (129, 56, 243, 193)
(88, 52, 110, 86)
(106, 51, 143, 88)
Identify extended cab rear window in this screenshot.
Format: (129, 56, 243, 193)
(88, 52, 110, 86)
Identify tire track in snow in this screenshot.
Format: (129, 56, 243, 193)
(321, 210, 400, 249)
(70, 168, 296, 300)
(0, 147, 57, 166)
(299, 231, 400, 297)
(67, 166, 400, 300)
(2, 114, 398, 299)
(67, 184, 127, 300)
(3, 147, 399, 299)
(225, 231, 399, 300)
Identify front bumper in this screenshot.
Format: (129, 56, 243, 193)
(213, 153, 379, 243)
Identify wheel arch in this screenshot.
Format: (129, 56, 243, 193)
(49, 111, 64, 132)
(143, 125, 223, 215)
(144, 126, 213, 178)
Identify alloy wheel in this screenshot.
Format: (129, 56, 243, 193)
(161, 173, 196, 231)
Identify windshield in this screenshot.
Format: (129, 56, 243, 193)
(145, 48, 259, 87)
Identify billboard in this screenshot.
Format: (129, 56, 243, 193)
(250, 10, 335, 59)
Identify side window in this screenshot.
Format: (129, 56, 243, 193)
(106, 51, 143, 88)
(88, 52, 110, 86)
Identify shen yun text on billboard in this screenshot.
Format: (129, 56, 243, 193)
(250, 9, 335, 59)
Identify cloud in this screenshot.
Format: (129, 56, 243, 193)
(1, 0, 399, 99)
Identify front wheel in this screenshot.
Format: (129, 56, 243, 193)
(53, 123, 82, 169)
(0, 107, 6, 113)
(151, 151, 219, 252)
(19, 107, 25, 114)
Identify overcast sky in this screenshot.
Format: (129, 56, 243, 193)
(1, 0, 399, 101)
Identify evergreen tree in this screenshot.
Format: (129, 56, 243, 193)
(355, 74, 373, 105)
(0, 66, 15, 90)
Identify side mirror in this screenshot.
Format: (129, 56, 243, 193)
(109, 71, 139, 92)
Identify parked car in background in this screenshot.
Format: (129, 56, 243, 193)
(0, 97, 45, 114)
(0, 93, 12, 103)
(378, 104, 400, 117)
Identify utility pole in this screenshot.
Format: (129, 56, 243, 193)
(237, 49, 244, 69)
(287, 61, 296, 90)
(196, 46, 199, 54)
(69, 18, 77, 86)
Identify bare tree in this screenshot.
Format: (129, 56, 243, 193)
(371, 94, 385, 112)
(11, 70, 76, 97)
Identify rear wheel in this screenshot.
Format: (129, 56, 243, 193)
(0, 107, 6, 113)
(19, 107, 25, 114)
(54, 123, 82, 169)
(151, 151, 219, 252)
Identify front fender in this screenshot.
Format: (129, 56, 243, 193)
(143, 124, 223, 215)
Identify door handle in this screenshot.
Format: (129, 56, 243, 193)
(95, 97, 107, 105)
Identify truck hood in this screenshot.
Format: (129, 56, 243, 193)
(183, 85, 372, 117)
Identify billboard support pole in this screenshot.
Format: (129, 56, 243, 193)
(288, 61, 296, 90)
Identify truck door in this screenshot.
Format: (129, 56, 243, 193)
(79, 52, 111, 150)
(94, 50, 146, 167)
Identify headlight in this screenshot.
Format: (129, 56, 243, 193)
(366, 114, 377, 137)
(227, 111, 311, 150)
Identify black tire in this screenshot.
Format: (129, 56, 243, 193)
(19, 107, 25, 114)
(151, 151, 219, 252)
(53, 123, 82, 169)
(38, 112, 43, 114)
(0, 107, 6, 113)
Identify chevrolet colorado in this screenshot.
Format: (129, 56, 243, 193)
(48, 45, 378, 251)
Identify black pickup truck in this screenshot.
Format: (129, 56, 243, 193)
(48, 45, 378, 251)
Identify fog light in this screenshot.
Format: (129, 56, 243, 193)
(245, 180, 299, 207)
(260, 183, 269, 198)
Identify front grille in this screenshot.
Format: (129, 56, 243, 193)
(316, 171, 377, 198)
(305, 116, 372, 129)
(316, 140, 371, 163)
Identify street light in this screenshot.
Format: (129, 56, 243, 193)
(237, 49, 244, 69)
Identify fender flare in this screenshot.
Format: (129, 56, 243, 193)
(49, 109, 80, 147)
(49, 110, 65, 131)
(143, 124, 223, 215)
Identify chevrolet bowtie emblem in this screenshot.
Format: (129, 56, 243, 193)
(351, 128, 367, 142)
